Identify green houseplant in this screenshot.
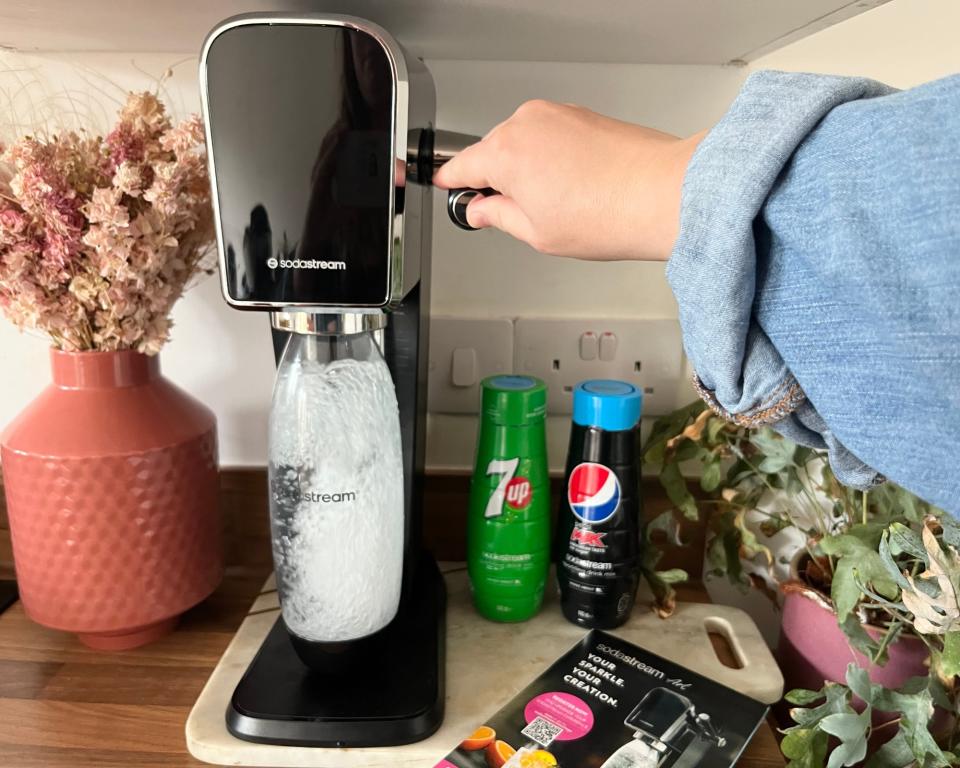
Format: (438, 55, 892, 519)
(642, 400, 958, 767)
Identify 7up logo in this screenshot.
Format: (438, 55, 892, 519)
(484, 458, 533, 518)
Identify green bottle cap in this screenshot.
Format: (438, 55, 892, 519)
(481, 375, 547, 426)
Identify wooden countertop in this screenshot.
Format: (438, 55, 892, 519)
(0, 567, 785, 767)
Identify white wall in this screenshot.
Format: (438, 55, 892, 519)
(754, 0, 960, 86)
(1, 0, 957, 473)
(0, 50, 745, 465)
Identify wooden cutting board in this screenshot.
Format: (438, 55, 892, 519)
(185, 566, 783, 767)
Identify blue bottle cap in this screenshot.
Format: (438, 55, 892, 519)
(481, 375, 547, 425)
(572, 380, 642, 432)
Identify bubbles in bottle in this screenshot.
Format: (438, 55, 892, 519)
(269, 351, 404, 643)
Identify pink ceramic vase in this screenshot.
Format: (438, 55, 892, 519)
(1, 349, 223, 650)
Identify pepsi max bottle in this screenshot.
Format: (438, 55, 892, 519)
(556, 380, 643, 629)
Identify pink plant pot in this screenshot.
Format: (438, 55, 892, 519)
(776, 576, 946, 751)
(1, 349, 223, 650)
(778, 589, 930, 695)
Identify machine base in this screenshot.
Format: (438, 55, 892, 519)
(226, 554, 446, 747)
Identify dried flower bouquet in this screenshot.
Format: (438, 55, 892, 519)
(0, 91, 214, 354)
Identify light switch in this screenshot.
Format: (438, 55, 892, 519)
(599, 332, 617, 361)
(428, 317, 514, 414)
(579, 332, 598, 360)
(451, 347, 478, 387)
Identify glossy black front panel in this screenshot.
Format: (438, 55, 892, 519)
(206, 23, 395, 306)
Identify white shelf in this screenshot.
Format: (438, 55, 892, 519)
(1, 0, 889, 64)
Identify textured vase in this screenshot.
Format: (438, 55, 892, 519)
(1, 349, 222, 650)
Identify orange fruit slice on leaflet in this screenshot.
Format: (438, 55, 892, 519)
(519, 750, 558, 767)
(486, 739, 516, 768)
(459, 725, 496, 751)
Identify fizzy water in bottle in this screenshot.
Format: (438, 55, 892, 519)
(269, 330, 405, 646)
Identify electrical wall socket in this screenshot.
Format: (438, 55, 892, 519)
(427, 316, 514, 414)
(513, 318, 683, 416)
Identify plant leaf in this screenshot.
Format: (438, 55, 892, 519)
(844, 523, 885, 550)
(673, 439, 705, 463)
(646, 510, 684, 547)
(706, 416, 726, 444)
(734, 510, 774, 566)
(822, 717, 869, 768)
(659, 462, 699, 521)
(822, 533, 900, 610)
(820, 534, 868, 557)
(782, 466, 802, 496)
(864, 731, 915, 768)
(939, 516, 960, 550)
(640, 566, 679, 619)
(665, 407, 712, 450)
(785, 688, 826, 706)
(900, 526, 960, 635)
(939, 631, 960, 678)
(878, 531, 914, 591)
(889, 688, 948, 767)
(869, 483, 931, 525)
(721, 526, 745, 585)
(759, 454, 791, 473)
(750, 427, 796, 464)
(759, 514, 793, 537)
(821, 530, 882, 556)
(926, 675, 953, 711)
(700, 458, 722, 492)
(654, 568, 688, 585)
(642, 400, 705, 466)
(781, 727, 830, 768)
(820, 709, 870, 743)
(886, 522, 928, 560)
(868, 684, 948, 767)
(790, 683, 851, 727)
(831, 559, 862, 622)
(844, 663, 876, 705)
(839, 615, 881, 662)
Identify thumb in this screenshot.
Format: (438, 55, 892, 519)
(467, 194, 537, 246)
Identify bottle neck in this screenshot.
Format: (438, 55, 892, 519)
(281, 329, 384, 367)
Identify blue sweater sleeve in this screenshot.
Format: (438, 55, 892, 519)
(667, 70, 960, 514)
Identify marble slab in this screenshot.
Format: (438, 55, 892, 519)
(185, 566, 783, 767)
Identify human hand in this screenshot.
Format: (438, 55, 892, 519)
(433, 100, 705, 262)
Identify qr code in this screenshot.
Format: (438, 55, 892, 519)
(521, 716, 564, 747)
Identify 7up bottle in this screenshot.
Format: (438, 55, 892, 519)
(468, 376, 549, 622)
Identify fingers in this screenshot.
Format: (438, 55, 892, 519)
(466, 194, 537, 247)
(432, 138, 497, 191)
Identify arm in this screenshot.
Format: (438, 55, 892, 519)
(432, 99, 703, 262)
(434, 73, 960, 513)
(673, 71, 959, 513)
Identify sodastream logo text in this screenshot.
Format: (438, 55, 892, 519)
(266, 256, 346, 270)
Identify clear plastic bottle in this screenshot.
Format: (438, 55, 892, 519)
(268, 329, 405, 648)
(599, 738, 662, 768)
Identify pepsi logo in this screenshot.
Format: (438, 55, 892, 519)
(505, 476, 532, 510)
(568, 462, 621, 524)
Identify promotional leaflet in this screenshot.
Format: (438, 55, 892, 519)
(434, 630, 768, 768)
